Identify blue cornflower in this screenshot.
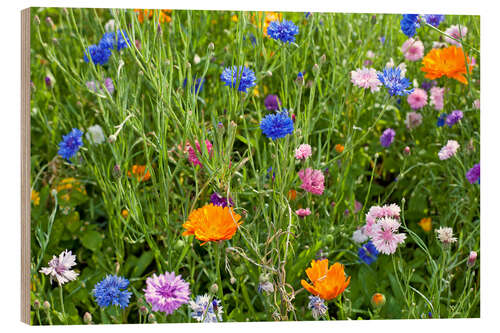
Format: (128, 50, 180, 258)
(83, 44, 112, 65)
(266, 166, 275, 180)
(423, 15, 445, 28)
(99, 30, 130, 51)
(308, 296, 327, 319)
(437, 113, 447, 127)
(377, 67, 414, 96)
(58, 128, 83, 161)
(183, 77, 205, 94)
(379, 36, 386, 44)
(189, 294, 223, 323)
(400, 14, 420, 37)
(380, 128, 396, 148)
(358, 241, 379, 265)
(260, 112, 294, 140)
(305, 12, 311, 19)
(244, 33, 257, 46)
(267, 20, 299, 44)
(220, 66, 256, 93)
(92, 275, 132, 309)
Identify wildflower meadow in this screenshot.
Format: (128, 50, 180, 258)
(29, 8, 480, 325)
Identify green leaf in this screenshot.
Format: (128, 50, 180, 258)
(81, 230, 103, 252)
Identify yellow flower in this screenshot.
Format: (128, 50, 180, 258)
(252, 12, 282, 36)
(31, 189, 40, 206)
(231, 15, 238, 22)
(55, 178, 87, 202)
(418, 217, 432, 232)
(253, 86, 260, 97)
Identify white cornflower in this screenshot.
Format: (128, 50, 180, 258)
(39, 250, 79, 285)
(435, 226, 457, 245)
(86, 125, 106, 145)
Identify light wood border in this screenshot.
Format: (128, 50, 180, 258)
(21, 7, 31, 325)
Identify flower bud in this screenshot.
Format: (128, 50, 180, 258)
(467, 251, 477, 268)
(404, 146, 410, 155)
(51, 189, 57, 197)
(193, 54, 201, 64)
(33, 299, 41, 310)
(319, 54, 326, 64)
(83, 312, 92, 324)
(312, 63, 320, 73)
(208, 42, 215, 51)
(230, 277, 237, 284)
(209, 283, 219, 295)
(371, 293, 386, 308)
(112, 164, 121, 179)
(148, 313, 156, 323)
(108, 134, 117, 143)
(34, 15, 40, 25)
(139, 306, 149, 316)
(43, 301, 51, 310)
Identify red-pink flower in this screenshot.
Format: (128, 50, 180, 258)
(407, 88, 428, 110)
(187, 140, 213, 167)
(401, 38, 424, 61)
(296, 208, 311, 218)
(430, 87, 445, 110)
(298, 168, 325, 195)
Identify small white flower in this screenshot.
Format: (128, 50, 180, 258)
(193, 54, 201, 64)
(352, 227, 369, 243)
(104, 19, 115, 32)
(39, 250, 79, 285)
(436, 226, 457, 244)
(86, 125, 106, 145)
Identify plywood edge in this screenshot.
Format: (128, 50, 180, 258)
(20, 7, 31, 325)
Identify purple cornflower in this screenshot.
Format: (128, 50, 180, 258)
(420, 80, 436, 91)
(264, 94, 282, 111)
(380, 128, 396, 147)
(44, 76, 52, 88)
(210, 192, 234, 207)
(144, 272, 190, 315)
(423, 15, 445, 27)
(466, 163, 480, 184)
(445, 110, 463, 127)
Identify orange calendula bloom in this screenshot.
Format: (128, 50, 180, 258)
(252, 12, 282, 36)
(287, 189, 297, 201)
(182, 204, 243, 245)
(421, 46, 473, 84)
(134, 9, 172, 24)
(128, 165, 151, 182)
(335, 144, 345, 153)
(301, 259, 350, 301)
(121, 209, 129, 219)
(418, 217, 432, 232)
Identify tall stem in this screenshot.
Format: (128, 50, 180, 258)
(214, 241, 225, 316)
(59, 285, 67, 324)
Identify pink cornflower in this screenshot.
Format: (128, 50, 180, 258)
(144, 272, 191, 315)
(39, 250, 79, 285)
(430, 87, 445, 110)
(370, 217, 407, 255)
(350, 67, 382, 92)
(405, 111, 423, 130)
(298, 168, 325, 195)
(407, 88, 428, 110)
(295, 144, 312, 160)
(438, 140, 460, 160)
(187, 140, 213, 167)
(401, 38, 424, 61)
(296, 208, 312, 218)
(473, 99, 480, 109)
(364, 203, 401, 237)
(444, 25, 467, 46)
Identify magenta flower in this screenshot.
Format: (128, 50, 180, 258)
(296, 208, 311, 218)
(407, 88, 428, 110)
(438, 140, 460, 160)
(187, 140, 213, 167)
(350, 67, 382, 92)
(401, 38, 424, 61)
(144, 272, 191, 315)
(295, 144, 312, 160)
(370, 217, 406, 255)
(298, 168, 325, 195)
(39, 250, 79, 285)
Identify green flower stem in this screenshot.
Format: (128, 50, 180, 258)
(214, 241, 225, 318)
(59, 285, 67, 324)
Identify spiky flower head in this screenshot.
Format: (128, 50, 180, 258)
(92, 275, 132, 309)
(39, 250, 79, 285)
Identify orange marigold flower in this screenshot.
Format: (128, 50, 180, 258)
(252, 12, 283, 36)
(182, 204, 243, 245)
(418, 217, 432, 232)
(128, 165, 151, 182)
(301, 259, 350, 301)
(121, 209, 129, 219)
(287, 189, 297, 201)
(421, 46, 473, 84)
(335, 144, 345, 153)
(371, 293, 386, 308)
(134, 9, 172, 24)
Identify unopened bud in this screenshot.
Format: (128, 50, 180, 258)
(83, 312, 92, 324)
(42, 301, 51, 310)
(186, 61, 191, 69)
(112, 164, 121, 178)
(34, 16, 40, 25)
(194, 54, 201, 64)
(319, 54, 326, 64)
(404, 146, 410, 155)
(51, 189, 57, 197)
(209, 283, 219, 294)
(33, 300, 41, 310)
(148, 313, 156, 322)
(139, 306, 148, 315)
(266, 70, 272, 77)
(467, 251, 477, 268)
(208, 42, 214, 51)
(230, 277, 236, 284)
(371, 293, 386, 308)
(312, 63, 320, 73)
(108, 134, 117, 143)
